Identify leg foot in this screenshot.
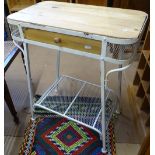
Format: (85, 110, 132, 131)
(101, 148, 107, 154)
(31, 117, 35, 121)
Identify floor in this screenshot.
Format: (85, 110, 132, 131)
(4, 44, 141, 155)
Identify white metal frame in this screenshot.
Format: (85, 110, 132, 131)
(8, 15, 147, 153)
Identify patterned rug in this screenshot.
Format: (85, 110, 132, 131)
(19, 95, 116, 155)
(19, 116, 116, 155)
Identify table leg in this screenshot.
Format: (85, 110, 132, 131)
(116, 47, 124, 114)
(56, 49, 61, 80)
(4, 79, 19, 124)
(116, 64, 122, 114)
(55, 49, 61, 93)
(100, 40, 107, 153)
(100, 60, 106, 153)
(22, 43, 34, 118)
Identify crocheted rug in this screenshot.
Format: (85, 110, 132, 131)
(19, 116, 116, 155)
(19, 95, 116, 155)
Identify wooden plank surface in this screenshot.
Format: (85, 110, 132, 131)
(7, 1, 147, 39)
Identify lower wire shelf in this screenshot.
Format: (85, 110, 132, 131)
(34, 75, 117, 134)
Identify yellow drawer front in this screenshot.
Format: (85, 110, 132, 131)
(24, 29, 101, 55)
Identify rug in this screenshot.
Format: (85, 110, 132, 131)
(19, 115, 116, 155)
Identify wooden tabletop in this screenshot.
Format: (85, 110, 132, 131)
(7, 1, 147, 39)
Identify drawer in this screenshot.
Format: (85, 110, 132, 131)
(24, 29, 101, 55)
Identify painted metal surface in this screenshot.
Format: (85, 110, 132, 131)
(7, 14, 147, 152)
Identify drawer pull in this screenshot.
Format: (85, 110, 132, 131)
(84, 45, 92, 50)
(54, 37, 62, 43)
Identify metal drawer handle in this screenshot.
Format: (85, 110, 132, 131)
(54, 37, 62, 43)
(84, 45, 92, 49)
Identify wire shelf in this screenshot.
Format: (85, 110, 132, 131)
(34, 75, 117, 134)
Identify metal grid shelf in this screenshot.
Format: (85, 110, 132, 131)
(34, 75, 117, 134)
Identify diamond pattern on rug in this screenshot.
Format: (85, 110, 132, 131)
(42, 120, 93, 154)
(19, 116, 116, 155)
(33, 117, 98, 155)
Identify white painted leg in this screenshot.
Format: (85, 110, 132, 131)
(17, 25, 34, 119)
(116, 46, 123, 114)
(100, 39, 107, 153)
(100, 60, 107, 153)
(116, 64, 122, 114)
(55, 49, 61, 93)
(56, 49, 61, 80)
(23, 43, 34, 118)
